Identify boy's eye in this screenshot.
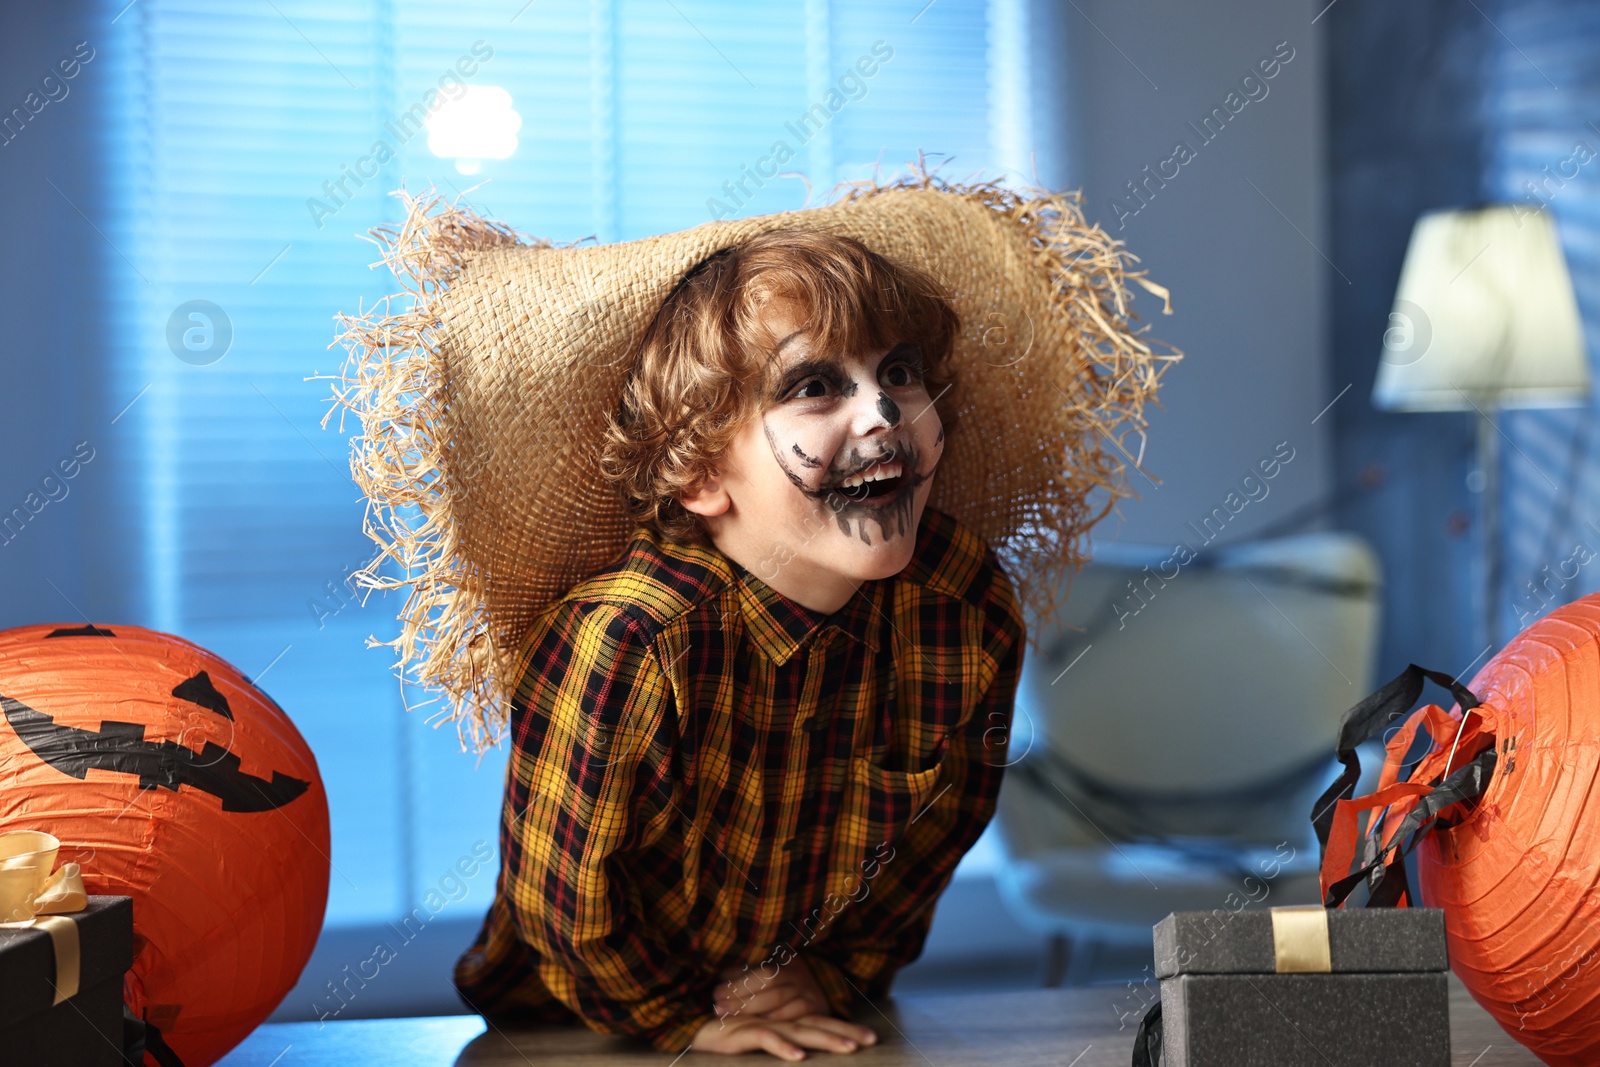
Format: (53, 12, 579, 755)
(781, 365, 848, 402)
(882, 345, 926, 388)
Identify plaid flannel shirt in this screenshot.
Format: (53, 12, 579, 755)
(453, 504, 1025, 1054)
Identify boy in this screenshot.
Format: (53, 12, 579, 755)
(453, 228, 1026, 1060)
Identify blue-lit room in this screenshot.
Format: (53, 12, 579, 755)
(3, 2, 1599, 1065)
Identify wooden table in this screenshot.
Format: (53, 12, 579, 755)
(221, 975, 1539, 1066)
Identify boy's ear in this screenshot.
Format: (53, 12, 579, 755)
(676, 405, 752, 520)
(676, 474, 731, 518)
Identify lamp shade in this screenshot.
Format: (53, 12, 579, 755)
(1372, 205, 1589, 411)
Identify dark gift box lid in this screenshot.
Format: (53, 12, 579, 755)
(0, 895, 134, 1031)
(1154, 905, 1447, 978)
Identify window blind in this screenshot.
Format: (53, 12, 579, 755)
(103, 0, 1040, 930)
(1483, 1, 1600, 641)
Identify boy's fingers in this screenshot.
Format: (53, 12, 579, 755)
(764, 993, 831, 1021)
(721, 987, 783, 1015)
(752, 1028, 807, 1061)
(702, 1015, 869, 1060)
(757, 997, 817, 1022)
(722, 986, 821, 1019)
(776, 992, 831, 1019)
(795, 1015, 878, 1046)
(769, 1019, 863, 1055)
(699, 1018, 806, 1060)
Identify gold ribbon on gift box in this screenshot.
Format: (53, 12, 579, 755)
(0, 830, 90, 1006)
(1270, 904, 1333, 973)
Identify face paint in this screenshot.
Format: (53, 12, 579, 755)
(757, 331, 942, 548)
(790, 442, 823, 469)
(769, 358, 858, 404)
(876, 392, 900, 425)
(763, 424, 934, 547)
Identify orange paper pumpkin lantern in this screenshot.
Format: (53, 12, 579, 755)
(0, 623, 329, 1067)
(1317, 595, 1600, 1066)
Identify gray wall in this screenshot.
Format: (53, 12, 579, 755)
(1050, 0, 1332, 551)
(0, 0, 132, 629)
(1325, 1, 1498, 681)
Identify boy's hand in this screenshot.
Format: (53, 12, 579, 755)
(690, 1013, 876, 1061)
(713, 957, 831, 1022)
(700, 957, 878, 1059)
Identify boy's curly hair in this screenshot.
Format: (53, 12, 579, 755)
(599, 228, 961, 546)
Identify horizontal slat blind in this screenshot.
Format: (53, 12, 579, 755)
(1485, 1, 1600, 641)
(104, 0, 1034, 930)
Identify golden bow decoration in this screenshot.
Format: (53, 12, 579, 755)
(0, 830, 90, 1005)
(1270, 904, 1333, 974)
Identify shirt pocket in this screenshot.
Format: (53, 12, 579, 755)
(831, 753, 947, 863)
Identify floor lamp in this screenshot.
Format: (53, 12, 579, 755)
(1371, 205, 1590, 652)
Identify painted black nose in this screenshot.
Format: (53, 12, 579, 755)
(876, 391, 900, 425)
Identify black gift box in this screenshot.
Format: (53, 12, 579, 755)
(1151, 906, 1450, 1067)
(0, 895, 134, 1067)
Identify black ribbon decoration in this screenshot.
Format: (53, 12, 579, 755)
(1310, 663, 1495, 910)
(1131, 1001, 1162, 1067)
(1309, 663, 1480, 857)
(123, 1002, 187, 1067)
(1320, 746, 1497, 909)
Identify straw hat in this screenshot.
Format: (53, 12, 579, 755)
(325, 163, 1180, 755)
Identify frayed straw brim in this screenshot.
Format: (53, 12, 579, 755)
(324, 164, 1180, 756)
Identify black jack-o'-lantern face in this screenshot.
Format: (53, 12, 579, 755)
(0, 621, 330, 1067)
(1, 624, 308, 813)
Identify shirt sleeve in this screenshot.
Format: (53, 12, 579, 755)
(806, 562, 1026, 1017)
(498, 599, 718, 1054)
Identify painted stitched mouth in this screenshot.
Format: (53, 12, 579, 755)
(830, 454, 908, 501)
(836, 471, 904, 500)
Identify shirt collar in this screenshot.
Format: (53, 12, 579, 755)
(728, 559, 885, 666)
